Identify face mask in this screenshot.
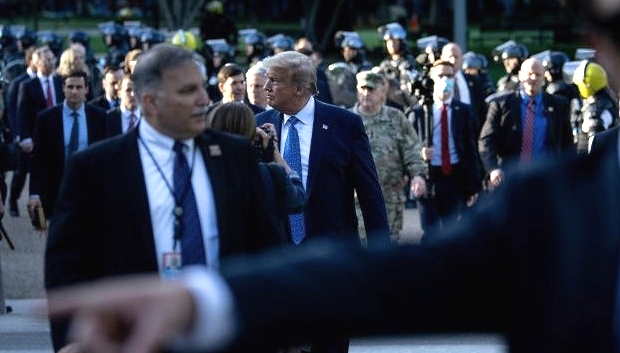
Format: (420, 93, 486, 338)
(434, 76, 454, 98)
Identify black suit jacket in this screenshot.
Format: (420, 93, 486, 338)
(256, 98, 390, 245)
(17, 75, 65, 142)
(221, 127, 620, 353)
(45, 128, 281, 350)
(478, 90, 574, 173)
(104, 108, 123, 137)
(88, 94, 115, 113)
(29, 104, 108, 217)
(6, 71, 33, 140)
(410, 100, 482, 197)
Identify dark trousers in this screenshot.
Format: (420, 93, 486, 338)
(9, 150, 30, 204)
(417, 164, 466, 239)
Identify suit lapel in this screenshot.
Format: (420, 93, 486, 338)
(119, 130, 158, 267)
(450, 101, 462, 137)
(195, 133, 228, 252)
(50, 107, 66, 164)
(53, 75, 64, 103)
(306, 100, 331, 197)
(542, 93, 559, 146)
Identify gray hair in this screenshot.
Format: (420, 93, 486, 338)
(246, 61, 267, 77)
(132, 43, 197, 99)
(262, 51, 318, 95)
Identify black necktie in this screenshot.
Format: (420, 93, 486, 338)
(67, 111, 79, 156)
(173, 141, 207, 266)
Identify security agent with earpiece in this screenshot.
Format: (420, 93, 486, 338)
(571, 60, 619, 153)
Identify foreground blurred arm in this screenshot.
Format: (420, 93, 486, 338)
(47, 268, 236, 353)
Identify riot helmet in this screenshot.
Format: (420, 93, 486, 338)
(240, 29, 266, 52)
(140, 28, 165, 50)
(37, 30, 63, 57)
(378, 22, 407, 41)
(267, 34, 294, 53)
(170, 30, 200, 51)
(335, 31, 365, 50)
(0, 26, 16, 52)
(205, 38, 235, 59)
(492, 40, 528, 62)
(16, 27, 37, 51)
(572, 60, 608, 98)
(101, 23, 128, 48)
(543, 51, 570, 80)
(416, 35, 448, 64)
(462, 51, 484, 70)
(69, 30, 90, 48)
(127, 25, 143, 50)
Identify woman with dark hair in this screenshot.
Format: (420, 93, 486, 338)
(207, 102, 305, 244)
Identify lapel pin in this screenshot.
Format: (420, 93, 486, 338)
(209, 145, 222, 156)
(322, 124, 328, 130)
(548, 106, 554, 112)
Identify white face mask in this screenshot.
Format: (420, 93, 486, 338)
(434, 76, 454, 99)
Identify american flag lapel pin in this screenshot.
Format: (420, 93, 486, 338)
(209, 145, 222, 156)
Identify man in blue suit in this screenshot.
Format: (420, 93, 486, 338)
(256, 50, 389, 353)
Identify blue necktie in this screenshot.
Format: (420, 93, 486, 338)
(282, 116, 306, 244)
(67, 111, 79, 156)
(173, 141, 207, 266)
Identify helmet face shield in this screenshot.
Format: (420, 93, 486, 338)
(378, 22, 407, 41)
(171, 30, 199, 51)
(573, 60, 608, 98)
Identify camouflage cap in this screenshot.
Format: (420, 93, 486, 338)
(356, 70, 385, 89)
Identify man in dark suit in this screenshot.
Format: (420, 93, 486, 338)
(207, 62, 265, 115)
(440, 42, 488, 133)
(42, 3, 620, 352)
(27, 70, 107, 220)
(88, 65, 123, 112)
(410, 60, 481, 238)
(478, 57, 574, 189)
(8, 45, 64, 217)
(5, 46, 36, 143)
(44, 44, 281, 352)
(105, 74, 140, 137)
(256, 50, 390, 353)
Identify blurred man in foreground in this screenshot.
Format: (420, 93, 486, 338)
(46, 2, 620, 352)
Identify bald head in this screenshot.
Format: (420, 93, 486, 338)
(518, 58, 545, 97)
(440, 43, 464, 71)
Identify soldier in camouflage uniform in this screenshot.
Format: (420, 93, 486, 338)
(350, 70, 426, 242)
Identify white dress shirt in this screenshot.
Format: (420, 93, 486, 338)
(137, 119, 220, 270)
(120, 106, 141, 133)
(62, 103, 88, 157)
(430, 99, 460, 166)
(280, 97, 315, 188)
